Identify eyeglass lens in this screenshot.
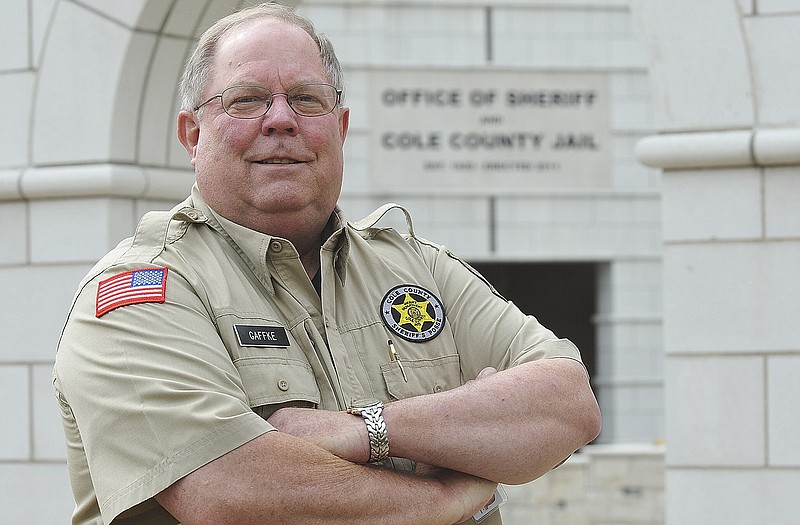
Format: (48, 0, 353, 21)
(221, 84, 339, 118)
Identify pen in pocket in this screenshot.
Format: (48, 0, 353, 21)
(387, 339, 408, 382)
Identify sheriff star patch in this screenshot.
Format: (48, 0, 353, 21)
(380, 284, 445, 342)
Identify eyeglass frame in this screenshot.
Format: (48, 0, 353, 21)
(193, 83, 343, 119)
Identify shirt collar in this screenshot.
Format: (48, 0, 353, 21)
(322, 207, 351, 285)
(184, 184, 351, 291)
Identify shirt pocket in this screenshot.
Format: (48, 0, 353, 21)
(380, 354, 462, 400)
(219, 314, 321, 409)
(233, 351, 321, 408)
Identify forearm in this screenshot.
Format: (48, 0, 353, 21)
(385, 357, 600, 484)
(156, 430, 493, 525)
(267, 358, 600, 486)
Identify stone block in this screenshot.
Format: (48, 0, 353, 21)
(743, 14, 800, 124)
(632, 0, 754, 130)
(610, 72, 654, 131)
(502, 444, 665, 524)
(667, 468, 800, 525)
(113, 30, 158, 164)
(73, 0, 148, 27)
(33, 2, 133, 164)
(588, 485, 660, 523)
(0, 72, 34, 169)
(496, 194, 661, 260)
(142, 168, 194, 202)
(0, 0, 27, 70)
(33, 364, 67, 461)
(309, 4, 485, 66)
(0, 201, 27, 265)
(494, 7, 646, 69)
(767, 355, 800, 466)
(662, 168, 762, 242)
(0, 365, 29, 459)
(596, 320, 663, 378)
(504, 457, 592, 525)
(31, 0, 58, 69)
(30, 197, 135, 263)
(0, 463, 74, 525)
(340, 134, 370, 194)
(0, 264, 93, 363)
(596, 259, 663, 316)
(737, 0, 755, 14)
(138, 35, 188, 166)
(764, 166, 800, 238)
(162, 0, 207, 37)
(664, 241, 800, 353)
(756, 0, 800, 13)
(665, 356, 764, 466)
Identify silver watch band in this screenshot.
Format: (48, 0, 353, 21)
(349, 401, 390, 463)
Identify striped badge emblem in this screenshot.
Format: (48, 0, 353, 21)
(96, 267, 168, 318)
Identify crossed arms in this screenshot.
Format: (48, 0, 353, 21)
(155, 357, 600, 525)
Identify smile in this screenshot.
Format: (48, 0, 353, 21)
(255, 158, 300, 164)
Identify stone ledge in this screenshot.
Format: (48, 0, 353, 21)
(635, 128, 800, 169)
(0, 169, 22, 200)
(581, 442, 666, 457)
(502, 442, 665, 525)
(0, 164, 194, 201)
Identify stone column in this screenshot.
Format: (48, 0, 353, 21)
(633, 0, 800, 522)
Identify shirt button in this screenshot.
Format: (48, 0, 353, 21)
(433, 384, 443, 393)
(277, 379, 289, 391)
(270, 241, 283, 252)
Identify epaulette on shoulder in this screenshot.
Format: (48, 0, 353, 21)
(350, 202, 418, 239)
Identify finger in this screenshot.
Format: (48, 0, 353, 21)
(476, 367, 497, 380)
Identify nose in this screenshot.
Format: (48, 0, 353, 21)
(261, 93, 298, 135)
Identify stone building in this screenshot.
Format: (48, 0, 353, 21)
(0, 1, 796, 523)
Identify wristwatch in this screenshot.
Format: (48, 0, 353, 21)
(347, 398, 390, 463)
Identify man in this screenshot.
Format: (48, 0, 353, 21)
(54, 3, 601, 524)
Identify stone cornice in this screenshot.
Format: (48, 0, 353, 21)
(0, 164, 195, 201)
(635, 128, 800, 170)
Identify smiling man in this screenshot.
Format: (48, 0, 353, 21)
(53, 3, 601, 525)
(180, 15, 348, 277)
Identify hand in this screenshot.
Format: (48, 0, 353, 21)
(475, 367, 497, 380)
(268, 367, 499, 464)
(267, 407, 371, 463)
(463, 366, 497, 387)
(412, 463, 497, 523)
(268, 410, 496, 523)
(428, 467, 498, 524)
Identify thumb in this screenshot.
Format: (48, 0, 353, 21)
(476, 367, 497, 380)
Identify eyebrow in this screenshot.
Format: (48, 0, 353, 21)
(223, 79, 329, 90)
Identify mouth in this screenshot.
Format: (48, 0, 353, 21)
(254, 158, 301, 165)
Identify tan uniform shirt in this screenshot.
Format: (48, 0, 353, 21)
(54, 186, 582, 525)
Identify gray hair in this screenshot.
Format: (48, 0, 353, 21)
(178, 1, 344, 112)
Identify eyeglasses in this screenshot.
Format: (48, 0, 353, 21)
(194, 83, 342, 118)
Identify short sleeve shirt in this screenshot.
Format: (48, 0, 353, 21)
(54, 186, 582, 524)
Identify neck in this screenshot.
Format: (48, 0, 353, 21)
(259, 211, 332, 279)
(300, 248, 321, 280)
(235, 208, 330, 253)
(199, 190, 334, 279)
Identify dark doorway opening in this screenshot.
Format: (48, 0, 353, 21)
(469, 262, 597, 380)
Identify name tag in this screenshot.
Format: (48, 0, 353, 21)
(234, 324, 290, 347)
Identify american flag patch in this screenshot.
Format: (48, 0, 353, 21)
(95, 267, 168, 318)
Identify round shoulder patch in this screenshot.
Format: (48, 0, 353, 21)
(380, 284, 445, 342)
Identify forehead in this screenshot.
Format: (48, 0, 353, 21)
(211, 18, 325, 87)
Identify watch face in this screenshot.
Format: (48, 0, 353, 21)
(350, 398, 382, 410)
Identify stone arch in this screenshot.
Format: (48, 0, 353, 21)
(24, 0, 296, 202)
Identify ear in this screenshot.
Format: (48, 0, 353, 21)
(338, 106, 350, 145)
(177, 110, 201, 166)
